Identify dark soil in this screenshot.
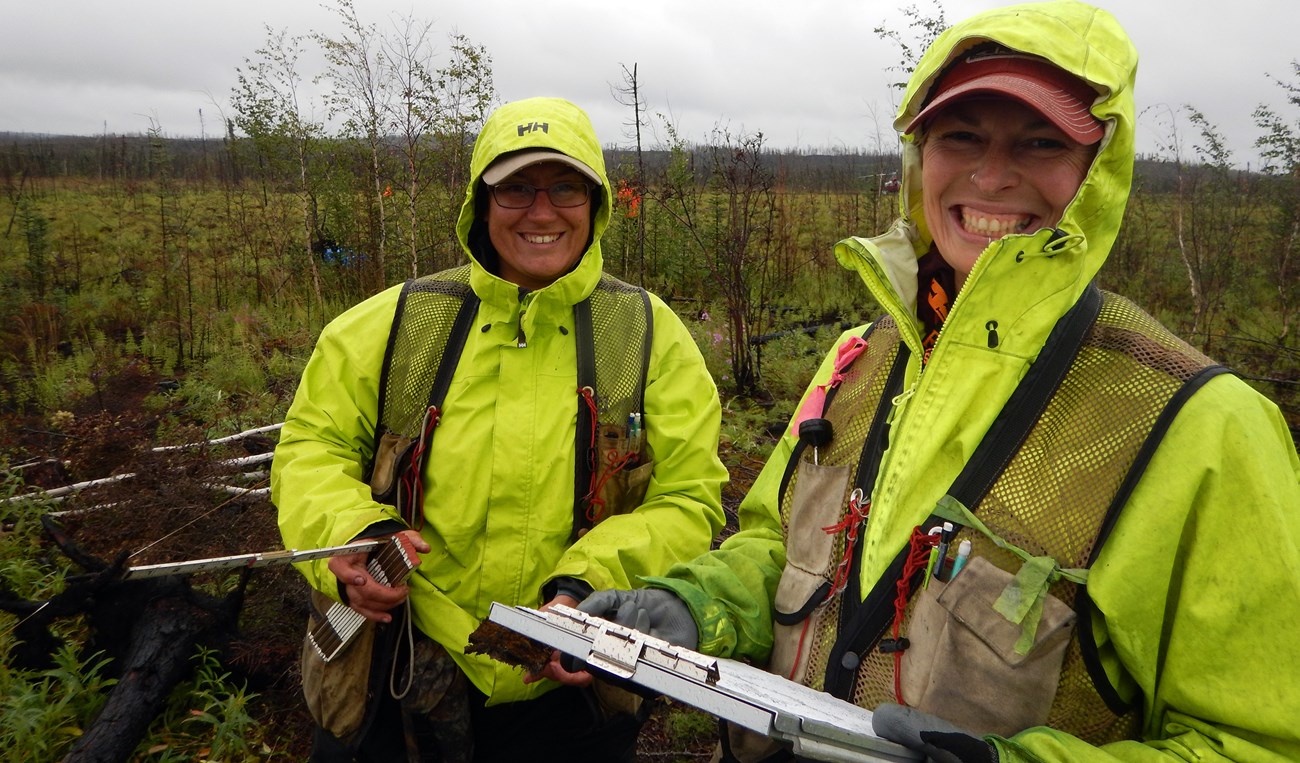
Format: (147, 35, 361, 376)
(1, 364, 766, 762)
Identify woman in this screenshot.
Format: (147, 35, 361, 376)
(272, 97, 727, 762)
(575, 3, 1300, 761)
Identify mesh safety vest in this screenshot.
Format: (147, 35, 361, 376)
(771, 288, 1226, 745)
(368, 265, 653, 537)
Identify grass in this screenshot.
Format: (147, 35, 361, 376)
(0, 171, 1296, 758)
(0, 643, 116, 762)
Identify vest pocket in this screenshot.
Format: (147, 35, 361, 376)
(769, 461, 851, 684)
(774, 461, 852, 617)
(590, 421, 654, 521)
(597, 458, 655, 517)
(899, 555, 1076, 736)
(368, 431, 415, 504)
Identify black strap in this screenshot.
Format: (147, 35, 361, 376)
(1074, 361, 1229, 712)
(822, 284, 1103, 698)
(633, 289, 654, 414)
(573, 298, 598, 541)
(401, 292, 479, 527)
(373, 280, 416, 435)
(946, 285, 1102, 508)
(838, 345, 911, 616)
(821, 345, 910, 698)
(570, 287, 654, 541)
(369, 277, 477, 486)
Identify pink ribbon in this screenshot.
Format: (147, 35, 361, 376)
(789, 336, 868, 435)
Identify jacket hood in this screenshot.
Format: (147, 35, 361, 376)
(456, 97, 613, 303)
(837, 0, 1137, 333)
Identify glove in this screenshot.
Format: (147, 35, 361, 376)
(577, 588, 699, 650)
(872, 704, 998, 763)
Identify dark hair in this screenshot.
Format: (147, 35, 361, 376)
(467, 181, 498, 272)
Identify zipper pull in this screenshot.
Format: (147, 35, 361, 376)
(886, 382, 917, 426)
(517, 290, 531, 348)
(985, 320, 1000, 348)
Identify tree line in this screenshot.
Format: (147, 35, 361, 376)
(0, 0, 1296, 429)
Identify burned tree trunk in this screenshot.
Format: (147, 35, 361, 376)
(2, 418, 308, 760)
(0, 577, 249, 763)
(66, 575, 246, 763)
(0, 518, 250, 763)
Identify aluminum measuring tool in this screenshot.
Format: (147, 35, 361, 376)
(120, 539, 385, 580)
(488, 602, 922, 763)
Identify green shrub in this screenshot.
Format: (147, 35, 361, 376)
(138, 645, 266, 762)
(0, 644, 116, 762)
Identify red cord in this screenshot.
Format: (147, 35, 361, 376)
(822, 491, 871, 599)
(782, 491, 872, 683)
(400, 405, 440, 531)
(892, 526, 939, 702)
(787, 617, 815, 680)
(784, 491, 873, 682)
(586, 450, 638, 523)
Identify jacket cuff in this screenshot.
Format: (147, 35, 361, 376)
(546, 576, 594, 603)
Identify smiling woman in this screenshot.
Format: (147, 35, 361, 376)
(271, 95, 728, 763)
(572, 3, 1300, 763)
(908, 46, 1103, 292)
(485, 160, 594, 291)
(917, 99, 1096, 290)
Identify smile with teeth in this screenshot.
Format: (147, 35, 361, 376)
(960, 208, 1031, 238)
(522, 233, 561, 244)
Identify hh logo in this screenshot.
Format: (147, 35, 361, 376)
(517, 122, 549, 136)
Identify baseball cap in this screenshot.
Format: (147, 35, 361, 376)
(906, 46, 1104, 145)
(482, 149, 603, 186)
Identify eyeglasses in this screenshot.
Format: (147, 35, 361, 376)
(490, 181, 592, 209)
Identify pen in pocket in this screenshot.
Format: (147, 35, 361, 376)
(924, 546, 939, 588)
(933, 521, 954, 579)
(949, 538, 972, 580)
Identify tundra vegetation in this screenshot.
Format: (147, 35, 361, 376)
(0, 2, 1296, 760)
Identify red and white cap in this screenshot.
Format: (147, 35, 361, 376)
(905, 47, 1104, 145)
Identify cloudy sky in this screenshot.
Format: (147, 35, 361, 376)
(2, 0, 1295, 167)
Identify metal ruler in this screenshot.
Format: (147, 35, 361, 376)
(121, 540, 383, 580)
(488, 603, 922, 763)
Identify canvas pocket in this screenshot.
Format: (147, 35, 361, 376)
(590, 422, 654, 523)
(773, 461, 851, 618)
(769, 461, 851, 684)
(300, 589, 380, 746)
(596, 459, 655, 518)
(899, 555, 1076, 736)
(368, 431, 414, 504)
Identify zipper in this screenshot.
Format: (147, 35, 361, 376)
(516, 290, 532, 348)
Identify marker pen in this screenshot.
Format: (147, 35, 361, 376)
(949, 539, 972, 580)
(933, 521, 954, 579)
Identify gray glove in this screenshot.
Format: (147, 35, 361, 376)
(577, 588, 699, 650)
(872, 704, 998, 763)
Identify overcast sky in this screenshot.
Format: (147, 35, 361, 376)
(2, 0, 1295, 167)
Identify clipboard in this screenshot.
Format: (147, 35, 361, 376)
(487, 602, 922, 763)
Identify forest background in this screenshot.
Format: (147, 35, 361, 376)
(1, 2, 1298, 760)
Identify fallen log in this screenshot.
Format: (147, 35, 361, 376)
(64, 574, 246, 763)
(1, 419, 303, 760)
(0, 526, 250, 763)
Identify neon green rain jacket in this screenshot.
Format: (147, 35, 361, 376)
(648, 2, 1300, 760)
(272, 97, 727, 705)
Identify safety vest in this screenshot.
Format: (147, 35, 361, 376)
(771, 287, 1226, 744)
(367, 264, 653, 538)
